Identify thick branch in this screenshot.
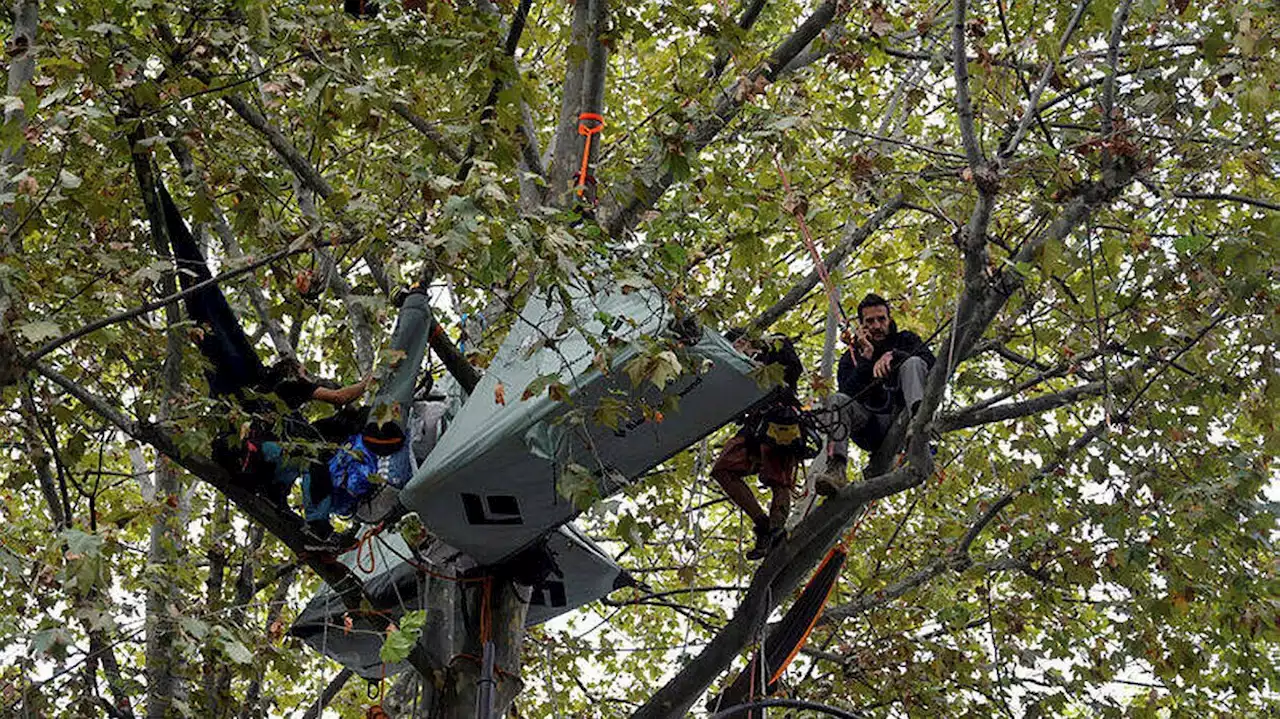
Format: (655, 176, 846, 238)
(706, 0, 770, 81)
(1172, 192, 1280, 213)
(547, 0, 597, 199)
(31, 362, 443, 678)
(391, 102, 467, 163)
(600, 1, 842, 238)
(1099, 0, 1135, 144)
(936, 376, 1120, 432)
(630, 463, 925, 719)
(299, 669, 354, 719)
(749, 194, 905, 333)
(429, 316, 481, 393)
(457, 0, 536, 183)
(951, 0, 984, 170)
(26, 240, 315, 363)
(1, 0, 39, 246)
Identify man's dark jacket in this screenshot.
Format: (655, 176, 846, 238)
(837, 321, 935, 414)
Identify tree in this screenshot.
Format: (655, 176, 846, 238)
(1, 0, 1277, 717)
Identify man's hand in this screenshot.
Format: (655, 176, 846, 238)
(873, 352, 894, 378)
(855, 327, 874, 360)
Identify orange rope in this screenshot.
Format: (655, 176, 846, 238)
(354, 522, 386, 574)
(576, 112, 605, 197)
(774, 153, 847, 325)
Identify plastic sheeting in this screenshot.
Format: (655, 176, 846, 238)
(400, 284, 769, 564)
(290, 524, 629, 678)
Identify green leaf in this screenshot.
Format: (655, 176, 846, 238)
(15, 320, 61, 343)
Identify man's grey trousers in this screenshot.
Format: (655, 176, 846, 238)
(823, 355, 928, 455)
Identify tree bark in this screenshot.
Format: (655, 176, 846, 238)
(0, 0, 39, 387)
(546, 0, 599, 205)
(128, 123, 189, 719)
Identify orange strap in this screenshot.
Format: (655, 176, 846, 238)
(774, 152, 858, 359)
(770, 546, 847, 685)
(576, 112, 605, 196)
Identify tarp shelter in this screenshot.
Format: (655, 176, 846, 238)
(289, 524, 630, 678)
(400, 283, 770, 564)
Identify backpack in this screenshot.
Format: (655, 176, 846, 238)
(327, 434, 380, 517)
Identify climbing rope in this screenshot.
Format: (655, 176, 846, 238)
(576, 112, 605, 198)
(773, 152, 849, 327)
(354, 522, 386, 574)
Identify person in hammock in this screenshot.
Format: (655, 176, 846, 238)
(159, 181, 371, 544)
(258, 357, 373, 541)
(710, 330, 813, 560)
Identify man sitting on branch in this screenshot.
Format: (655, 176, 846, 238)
(810, 293, 935, 496)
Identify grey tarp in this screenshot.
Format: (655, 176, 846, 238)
(289, 533, 453, 679)
(290, 525, 628, 678)
(399, 283, 769, 564)
(361, 291, 434, 460)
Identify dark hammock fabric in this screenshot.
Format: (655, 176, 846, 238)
(709, 547, 847, 716)
(158, 181, 264, 397)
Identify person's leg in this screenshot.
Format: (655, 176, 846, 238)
(898, 356, 929, 414)
(813, 393, 871, 495)
(710, 436, 767, 524)
(746, 445, 795, 560)
(302, 460, 335, 538)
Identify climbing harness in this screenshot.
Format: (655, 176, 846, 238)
(576, 112, 605, 198)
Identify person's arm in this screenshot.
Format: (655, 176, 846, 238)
(891, 331, 936, 368)
(311, 374, 372, 406)
(837, 351, 871, 397)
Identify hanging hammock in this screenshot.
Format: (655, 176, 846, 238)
(709, 546, 847, 715)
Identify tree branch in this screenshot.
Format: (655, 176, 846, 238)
(630, 462, 925, 719)
(547, 0, 598, 201)
(951, 0, 984, 170)
(457, 0, 536, 183)
(999, 0, 1092, 160)
(600, 0, 842, 238)
(955, 420, 1108, 555)
(299, 669, 354, 719)
(25, 239, 317, 364)
(936, 375, 1121, 433)
(390, 101, 467, 163)
(1172, 192, 1280, 213)
(30, 361, 443, 677)
(1, 0, 39, 248)
(1099, 0, 1134, 146)
(748, 194, 905, 333)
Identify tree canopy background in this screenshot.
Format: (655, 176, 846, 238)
(0, 0, 1277, 717)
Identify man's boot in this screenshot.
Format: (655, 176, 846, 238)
(746, 518, 786, 560)
(812, 454, 848, 497)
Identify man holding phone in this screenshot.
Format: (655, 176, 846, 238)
(810, 293, 935, 496)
